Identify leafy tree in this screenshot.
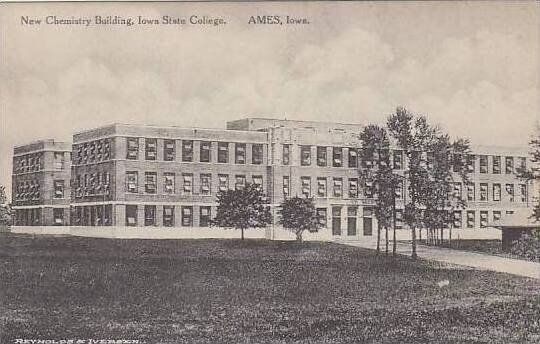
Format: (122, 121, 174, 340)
(211, 182, 272, 240)
(422, 135, 470, 245)
(517, 131, 540, 222)
(358, 125, 402, 255)
(387, 107, 440, 259)
(0, 185, 11, 230)
(278, 197, 321, 242)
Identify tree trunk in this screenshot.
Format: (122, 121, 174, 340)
(449, 226, 453, 247)
(385, 226, 389, 254)
(376, 222, 381, 255)
(411, 227, 417, 259)
(393, 225, 397, 257)
(296, 230, 303, 243)
(241, 227, 245, 240)
(392, 197, 397, 257)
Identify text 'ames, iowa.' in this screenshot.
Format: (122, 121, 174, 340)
(248, 16, 311, 25)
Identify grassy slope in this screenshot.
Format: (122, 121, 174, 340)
(1, 234, 539, 344)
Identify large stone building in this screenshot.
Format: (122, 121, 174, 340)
(11, 118, 533, 239)
(11, 140, 71, 226)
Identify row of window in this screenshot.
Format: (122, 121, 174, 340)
(453, 209, 512, 228)
(294, 146, 404, 169)
(289, 176, 401, 199)
(13, 180, 41, 200)
(124, 205, 212, 227)
(74, 139, 112, 165)
(452, 182, 527, 203)
(125, 172, 263, 195)
(125, 138, 265, 165)
(470, 155, 526, 175)
(14, 152, 68, 174)
(73, 172, 111, 198)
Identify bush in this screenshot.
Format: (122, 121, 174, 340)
(510, 232, 540, 262)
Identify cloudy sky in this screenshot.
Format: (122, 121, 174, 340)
(0, 1, 538, 197)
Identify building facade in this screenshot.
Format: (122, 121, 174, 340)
(11, 140, 71, 226)
(12, 118, 533, 239)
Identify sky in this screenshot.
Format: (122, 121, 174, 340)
(1, 1, 538, 198)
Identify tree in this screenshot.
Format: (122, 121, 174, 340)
(518, 131, 540, 222)
(358, 125, 401, 255)
(422, 135, 470, 246)
(387, 107, 440, 259)
(0, 185, 12, 230)
(211, 182, 272, 240)
(278, 197, 321, 242)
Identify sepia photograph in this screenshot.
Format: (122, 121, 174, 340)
(0, 1, 539, 343)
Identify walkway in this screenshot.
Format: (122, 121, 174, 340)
(340, 240, 540, 279)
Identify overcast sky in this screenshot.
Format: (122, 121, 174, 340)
(1, 1, 538, 197)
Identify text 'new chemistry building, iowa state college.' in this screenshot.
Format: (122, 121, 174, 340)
(11, 117, 533, 239)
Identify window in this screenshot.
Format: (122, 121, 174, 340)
(466, 154, 475, 172)
(301, 177, 311, 197)
(126, 205, 137, 226)
(480, 183, 488, 201)
(379, 149, 390, 169)
(452, 154, 463, 172)
(252, 175, 263, 191)
(492, 156, 501, 174)
(53, 208, 64, 226)
(200, 206, 211, 227)
(333, 178, 343, 198)
(349, 178, 358, 198)
(300, 146, 311, 166)
(200, 141, 211, 163)
(164, 139, 175, 161)
(505, 157, 514, 174)
(283, 176, 290, 197)
(519, 184, 527, 202)
(333, 147, 343, 167)
(395, 209, 404, 229)
(145, 139, 157, 160)
(453, 182, 462, 199)
(127, 138, 139, 160)
(332, 207, 342, 236)
(145, 172, 157, 194)
(479, 155, 488, 173)
(218, 142, 229, 163)
(164, 173, 175, 194)
(480, 211, 488, 228)
(466, 183, 475, 201)
(493, 211, 501, 224)
(144, 205, 156, 226)
(126, 172, 138, 193)
(395, 181, 404, 199)
(183, 174, 193, 194)
(453, 211, 462, 228)
(218, 174, 229, 192)
(282, 144, 290, 165)
(347, 207, 357, 236)
(54, 152, 64, 170)
(252, 144, 263, 164)
(518, 157, 527, 172)
(317, 177, 327, 197)
(506, 183, 514, 202)
(348, 148, 358, 168)
(317, 208, 327, 228)
(181, 206, 193, 227)
(200, 174, 211, 195)
(163, 206, 175, 227)
(466, 211, 475, 228)
(182, 140, 193, 162)
(393, 150, 403, 170)
(364, 180, 374, 199)
(235, 175, 246, 190)
(317, 147, 327, 167)
(54, 180, 64, 199)
(362, 149, 374, 169)
(362, 208, 373, 236)
(493, 184, 501, 201)
(235, 143, 246, 164)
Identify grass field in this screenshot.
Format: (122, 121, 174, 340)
(1, 234, 540, 343)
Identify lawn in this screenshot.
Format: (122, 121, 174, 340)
(1, 233, 540, 344)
